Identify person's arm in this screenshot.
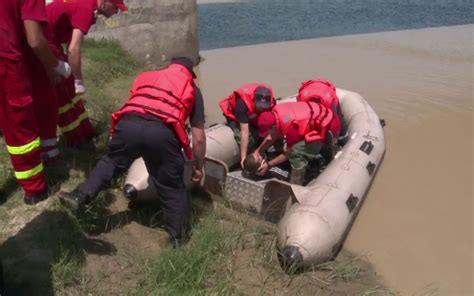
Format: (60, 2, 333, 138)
(68, 29, 86, 94)
(255, 128, 279, 155)
(24, 20, 71, 82)
(24, 20, 57, 68)
(68, 28, 84, 79)
(239, 122, 250, 168)
(191, 124, 206, 182)
(190, 86, 206, 182)
(256, 148, 291, 176)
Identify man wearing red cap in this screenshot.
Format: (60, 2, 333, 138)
(43, 0, 128, 147)
(219, 83, 277, 168)
(250, 101, 341, 185)
(0, 0, 71, 203)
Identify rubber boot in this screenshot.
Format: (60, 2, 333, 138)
(289, 165, 307, 185)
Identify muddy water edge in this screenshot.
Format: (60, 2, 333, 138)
(195, 25, 473, 295)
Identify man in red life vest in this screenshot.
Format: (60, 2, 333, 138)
(44, 0, 128, 146)
(297, 79, 349, 145)
(59, 58, 206, 247)
(219, 83, 276, 168)
(0, 0, 71, 204)
(251, 101, 340, 185)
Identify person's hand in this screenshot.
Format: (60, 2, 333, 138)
(75, 79, 86, 95)
(192, 166, 203, 182)
(46, 60, 72, 85)
(256, 160, 270, 176)
(240, 157, 245, 169)
(54, 60, 72, 79)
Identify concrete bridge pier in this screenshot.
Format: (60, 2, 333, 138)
(88, 0, 199, 66)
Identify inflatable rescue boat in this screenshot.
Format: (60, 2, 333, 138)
(123, 88, 386, 271)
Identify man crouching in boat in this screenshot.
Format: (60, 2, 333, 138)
(219, 83, 277, 168)
(250, 101, 340, 185)
(297, 78, 348, 145)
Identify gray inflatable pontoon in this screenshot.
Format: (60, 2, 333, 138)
(123, 89, 386, 271)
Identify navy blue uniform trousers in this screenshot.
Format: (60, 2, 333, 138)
(79, 116, 187, 239)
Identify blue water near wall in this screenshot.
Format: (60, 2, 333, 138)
(198, 0, 474, 50)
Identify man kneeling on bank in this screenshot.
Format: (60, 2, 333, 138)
(59, 57, 206, 247)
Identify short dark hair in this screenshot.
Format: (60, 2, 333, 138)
(254, 86, 273, 111)
(170, 57, 196, 78)
(243, 154, 261, 173)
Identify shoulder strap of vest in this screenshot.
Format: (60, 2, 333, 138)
(305, 102, 315, 131)
(306, 102, 330, 129)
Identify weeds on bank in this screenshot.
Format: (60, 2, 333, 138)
(135, 212, 232, 295)
(51, 250, 83, 291)
(315, 257, 364, 281)
(356, 287, 397, 296)
(82, 38, 139, 88)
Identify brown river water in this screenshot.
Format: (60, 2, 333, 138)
(195, 25, 473, 295)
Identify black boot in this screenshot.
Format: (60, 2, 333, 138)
(23, 188, 48, 205)
(169, 235, 185, 249)
(59, 189, 92, 212)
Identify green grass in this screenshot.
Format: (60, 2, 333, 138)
(356, 287, 397, 296)
(51, 249, 83, 291)
(135, 212, 234, 295)
(82, 38, 140, 89)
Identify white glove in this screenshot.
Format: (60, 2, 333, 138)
(75, 79, 86, 96)
(54, 60, 72, 79)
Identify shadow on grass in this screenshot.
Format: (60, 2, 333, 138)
(78, 186, 214, 240)
(0, 178, 19, 206)
(0, 210, 116, 296)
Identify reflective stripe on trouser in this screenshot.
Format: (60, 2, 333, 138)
(0, 58, 46, 195)
(56, 76, 93, 145)
(7, 138, 45, 182)
(41, 137, 60, 160)
(28, 54, 59, 157)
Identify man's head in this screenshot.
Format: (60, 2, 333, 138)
(98, 0, 128, 18)
(254, 86, 274, 112)
(171, 57, 197, 78)
(257, 111, 276, 138)
(243, 153, 265, 173)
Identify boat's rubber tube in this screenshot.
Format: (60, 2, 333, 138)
(123, 124, 239, 201)
(278, 89, 385, 271)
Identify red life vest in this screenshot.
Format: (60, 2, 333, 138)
(297, 79, 340, 114)
(111, 64, 196, 158)
(219, 83, 275, 125)
(273, 101, 335, 144)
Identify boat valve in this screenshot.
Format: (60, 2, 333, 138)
(279, 245, 303, 274)
(123, 184, 138, 200)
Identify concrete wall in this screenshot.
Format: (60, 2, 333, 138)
(88, 0, 199, 66)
